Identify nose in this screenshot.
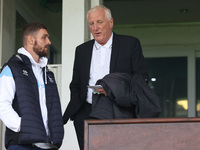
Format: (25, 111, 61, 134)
(94, 23, 99, 31)
(47, 38, 51, 45)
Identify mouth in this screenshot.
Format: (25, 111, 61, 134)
(95, 32, 101, 36)
(44, 46, 49, 50)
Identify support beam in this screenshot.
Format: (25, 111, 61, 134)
(61, 0, 102, 149)
(0, 0, 16, 66)
(61, 0, 85, 149)
(0, 1, 15, 150)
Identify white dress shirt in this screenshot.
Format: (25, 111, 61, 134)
(86, 33, 113, 104)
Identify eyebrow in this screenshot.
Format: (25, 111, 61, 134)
(43, 34, 49, 37)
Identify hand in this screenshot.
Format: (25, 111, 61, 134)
(95, 88, 107, 96)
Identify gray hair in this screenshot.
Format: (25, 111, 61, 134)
(87, 5, 112, 21)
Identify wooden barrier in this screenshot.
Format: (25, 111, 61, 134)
(84, 117, 200, 150)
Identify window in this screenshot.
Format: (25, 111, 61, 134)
(146, 57, 188, 117)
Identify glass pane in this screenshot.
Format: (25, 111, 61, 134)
(146, 57, 187, 117)
(196, 58, 200, 116)
(16, 1, 62, 64)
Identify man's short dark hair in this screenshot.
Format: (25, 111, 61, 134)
(22, 23, 47, 46)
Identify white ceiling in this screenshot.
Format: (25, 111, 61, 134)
(103, 0, 200, 25)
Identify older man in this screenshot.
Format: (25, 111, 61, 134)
(63, 5, 148, 150)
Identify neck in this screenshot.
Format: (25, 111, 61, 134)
(24, 46, 39, 63)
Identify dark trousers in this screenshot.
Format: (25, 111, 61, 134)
(7, 145, 57, 150)
(73, 102, 92, 150)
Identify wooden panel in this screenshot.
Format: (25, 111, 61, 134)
(84, 118, 200, 150)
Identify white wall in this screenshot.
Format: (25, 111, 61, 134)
(60, 0, 102, 149)
(60, 0, 85, 149)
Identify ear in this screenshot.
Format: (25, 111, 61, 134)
(27, 35, 35, 46)
(109, 18, 114, 28)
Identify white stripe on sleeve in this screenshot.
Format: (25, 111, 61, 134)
(0, 66, 21, 132)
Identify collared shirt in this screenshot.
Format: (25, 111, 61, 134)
(86, 33, 113, 104)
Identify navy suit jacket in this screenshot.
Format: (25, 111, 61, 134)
(63, 33, 148, 124)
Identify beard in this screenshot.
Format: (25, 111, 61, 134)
(33, 41, 49, 57)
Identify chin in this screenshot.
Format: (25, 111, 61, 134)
(95, 38, 103, 43)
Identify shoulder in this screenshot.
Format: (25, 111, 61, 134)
(113, 33, 140, 42)
(0, 54, 23, 77)
(4, 54, 30, 78)
(74, 39, 95, 56)
(6, 54, 25, 69)
(0, 66, 13, 78)
(8, 54, 23, 62)
(76, 39, 95, 49)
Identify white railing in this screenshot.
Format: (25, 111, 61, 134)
(48, 64, 62, 95)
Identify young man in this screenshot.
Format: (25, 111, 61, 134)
(0, 23, 64, 150)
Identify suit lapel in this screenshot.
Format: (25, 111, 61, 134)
(110, 33, 120, 73)
(84, 40, 95, 80)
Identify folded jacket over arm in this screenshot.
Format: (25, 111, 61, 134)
(90, 73, 161, 119)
